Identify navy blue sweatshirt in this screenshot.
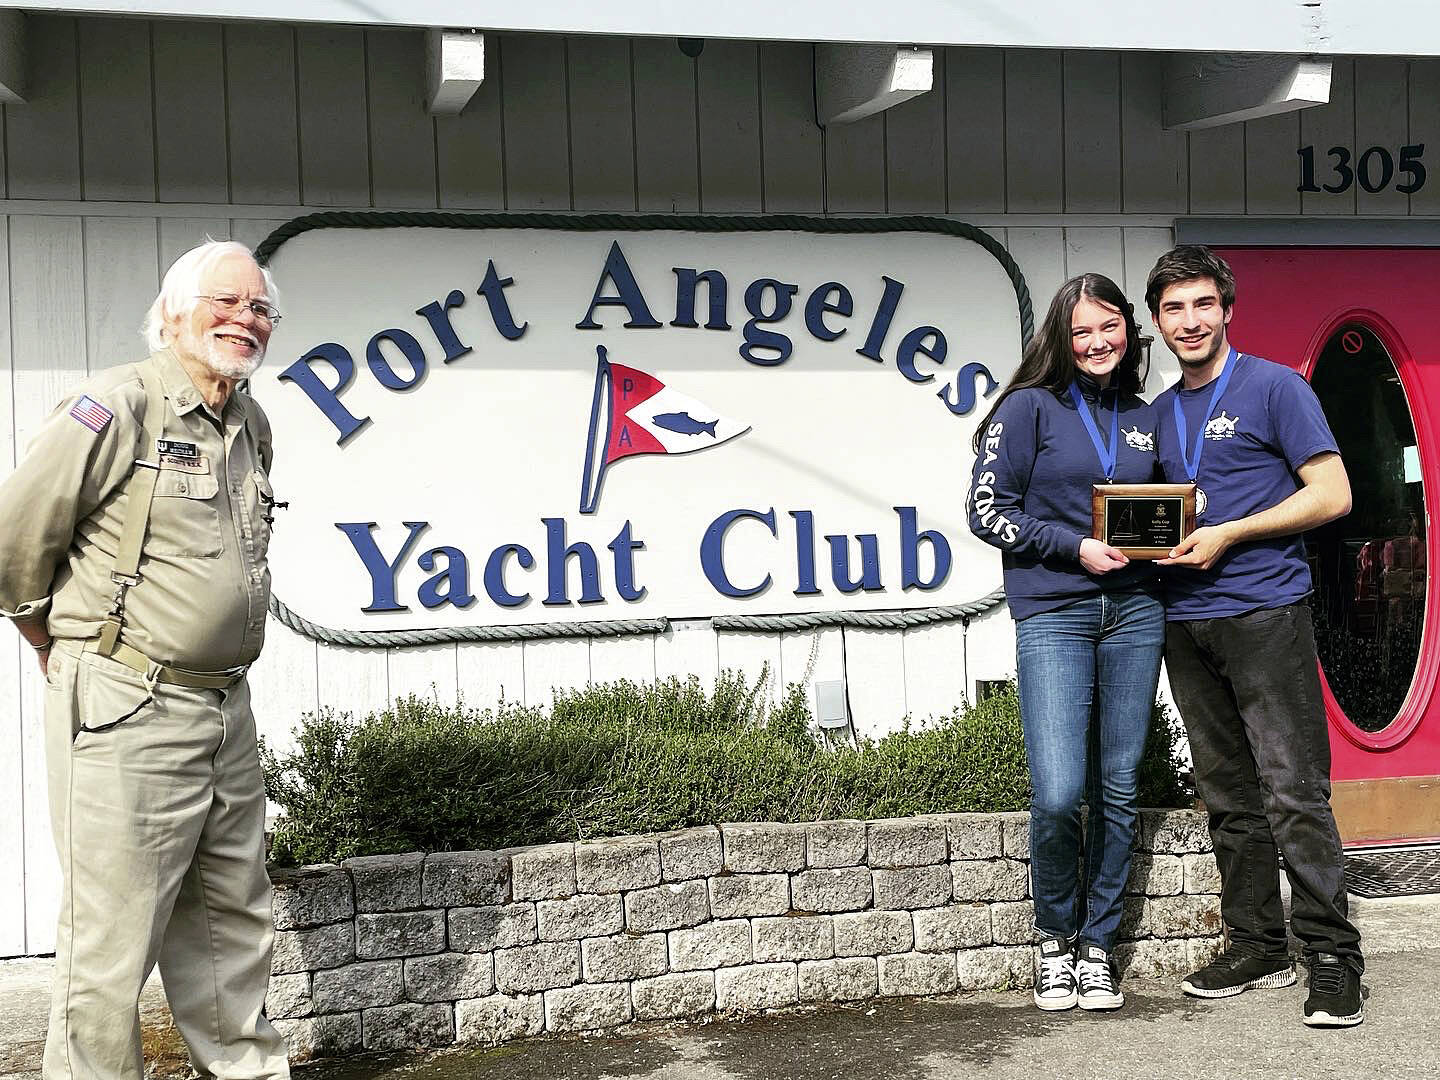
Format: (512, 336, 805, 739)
(967, 376, 1160, 620)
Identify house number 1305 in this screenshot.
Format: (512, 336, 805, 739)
(1297, 144, 1426, 194)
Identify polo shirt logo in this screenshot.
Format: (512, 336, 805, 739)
(1205, 411, 1240, 440)
(1122, 426, 1155, 452)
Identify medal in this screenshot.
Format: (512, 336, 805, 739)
(1173, 348, 1239, 520)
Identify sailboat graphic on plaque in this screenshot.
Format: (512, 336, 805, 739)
(1091, 483, 1197, 559)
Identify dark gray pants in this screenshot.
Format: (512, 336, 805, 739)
(1164, 603, 1363, 973)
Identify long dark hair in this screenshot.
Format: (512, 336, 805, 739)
(972, 273, 1148, 451)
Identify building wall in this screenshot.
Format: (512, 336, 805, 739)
(2, 15, 1437, 955)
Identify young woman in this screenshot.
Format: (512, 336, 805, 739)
(967, 274, 1164, 1012)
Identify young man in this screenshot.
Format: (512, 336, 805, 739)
(1147, 245, 1364, 1027)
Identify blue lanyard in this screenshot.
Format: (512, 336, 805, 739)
(1068, 382, 1119, 481)
(1173, 348, 1239, 483)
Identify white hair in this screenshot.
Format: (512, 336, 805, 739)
(141, 239, 280, 352)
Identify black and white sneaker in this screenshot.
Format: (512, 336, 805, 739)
(1180, 947, 1296, 998)
(1033, 937, 1077, 1011)
(1303, 953, 1364, 1027)
(1075, 945, 1124, 1010)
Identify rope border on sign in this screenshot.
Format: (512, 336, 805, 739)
(255, 212, 1027, 647)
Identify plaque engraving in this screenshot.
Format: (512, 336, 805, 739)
(1091, 483, 1197, 559)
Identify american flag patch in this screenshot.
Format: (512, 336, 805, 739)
(69, 395, 114, 434)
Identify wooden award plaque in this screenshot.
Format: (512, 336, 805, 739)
(1091, 483, 1197, 559)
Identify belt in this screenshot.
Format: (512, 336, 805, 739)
(83, 639, 248, 689)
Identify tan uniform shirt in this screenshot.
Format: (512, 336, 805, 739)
(0, 349, 275, 671)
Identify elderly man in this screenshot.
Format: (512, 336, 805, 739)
(0, 240, 291, 1078)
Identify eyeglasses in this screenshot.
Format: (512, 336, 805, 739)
(197, 294, 282, 324)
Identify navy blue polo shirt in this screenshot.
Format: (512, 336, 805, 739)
(1152, 351, 1340, 620)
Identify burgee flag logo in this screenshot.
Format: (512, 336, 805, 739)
(579, 345, 749, 514)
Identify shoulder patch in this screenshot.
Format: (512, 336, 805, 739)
(68, 394, 114, 434)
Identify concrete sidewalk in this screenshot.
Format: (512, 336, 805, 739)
(315, 946, 1437, 1080)
(2, 895, 1434, 1080)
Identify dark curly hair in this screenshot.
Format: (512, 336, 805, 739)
(1144, 244, 1237, 315)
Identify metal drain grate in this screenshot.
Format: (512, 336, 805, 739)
(1345, 844, 1440, 898)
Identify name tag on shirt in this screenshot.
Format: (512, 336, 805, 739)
(156, 439, 198, 458)
(159, 453, 210, 473)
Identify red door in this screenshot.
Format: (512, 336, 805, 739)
(1214, 247, 1440, 843)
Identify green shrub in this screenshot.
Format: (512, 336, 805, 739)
(1139, 696, 1192, 810)
(261, 671, 1191, 866)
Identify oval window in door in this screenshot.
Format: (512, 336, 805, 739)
(1306, 323, 1425, 734)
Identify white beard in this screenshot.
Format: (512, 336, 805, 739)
(201, 336, 265, 380)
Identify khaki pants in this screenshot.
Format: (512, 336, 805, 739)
(42, 641, 290, 1079)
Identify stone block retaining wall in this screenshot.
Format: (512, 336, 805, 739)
(267, 809, 1222, 1061)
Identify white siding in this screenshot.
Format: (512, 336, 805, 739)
(79, 19, 155, 202)
(2, 16, 1436, 953)
(523, 639, 591, 712)
(0, 218, 24, 959)
(387, 644, 460, 706)
(226, 22, 302, 205)
(568, 36, 637, 212)
(153, 21, 229, 203)
(246, 624, 318, 760)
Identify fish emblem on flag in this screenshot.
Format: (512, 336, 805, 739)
(579, 345, 749, 514)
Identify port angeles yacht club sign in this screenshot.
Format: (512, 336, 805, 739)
(255, 216, 1026, 632)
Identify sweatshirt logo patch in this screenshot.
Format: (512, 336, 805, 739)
(68, 395, 113, 434)
(1122, 426, 1155, 452)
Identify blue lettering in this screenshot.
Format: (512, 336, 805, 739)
(543, 517, 603, 605)
(939, 362, 1000, 416)
(336, 521, 429, 612)
(278, 343, 371, 444)
(701, 508, 777, 598)
(740, 279, 798, 366)
(827, 532, 883, 594)
(366, 329, 428, 391)
(897, 506, 951, 590)
(790, 510, 820, 596)
(607, 520, 647, 602)
(856, 275, 905, 364)
(477, 260, 528, 340)
(576, 241, 662, 329)
(417, 545, 475, 609)
(671, 268, 731, 330)
(484, 543, 535, 607)
(804, 282, 853, 342)
(416, 289, 473, 363)
(895, 326, 947, 385)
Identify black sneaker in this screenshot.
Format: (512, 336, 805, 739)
(1303, 953, 1364, 1027)
(1180, 947, 1296, 998)
(1075, 945, 1124, 1010)
(1033, 937, 1077, 1011)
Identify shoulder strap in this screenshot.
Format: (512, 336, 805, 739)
(96, 363, 167, 657)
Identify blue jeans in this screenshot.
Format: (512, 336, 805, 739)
(1015, 590, 1165, 952)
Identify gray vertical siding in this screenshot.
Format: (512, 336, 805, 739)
(2, 14, 1439, 954)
